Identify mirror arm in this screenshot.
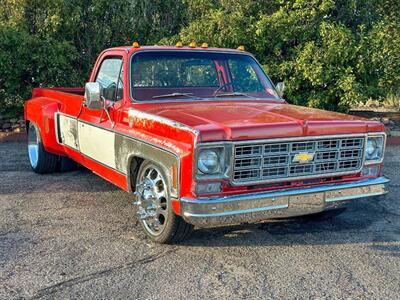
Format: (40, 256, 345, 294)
(98, 96, 115, 128)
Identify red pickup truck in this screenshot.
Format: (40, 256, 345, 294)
(24, 43, 389, 243)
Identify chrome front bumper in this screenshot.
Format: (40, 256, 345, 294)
(181, 177, 390, 227)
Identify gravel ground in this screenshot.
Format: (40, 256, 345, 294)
(0, 141, 399, 299)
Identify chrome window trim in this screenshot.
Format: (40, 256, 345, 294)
(193, 132, 386, 187)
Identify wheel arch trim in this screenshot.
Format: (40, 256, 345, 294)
(122, 144, 181, 198)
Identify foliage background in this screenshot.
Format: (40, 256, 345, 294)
(0, 0, 399, 116)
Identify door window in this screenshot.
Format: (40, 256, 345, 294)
(95, 57, 123, 101)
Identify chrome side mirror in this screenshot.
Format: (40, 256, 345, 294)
(84, 82, 104, 110)
(275, 82, 285, 98)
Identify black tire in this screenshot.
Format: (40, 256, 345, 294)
(27, 122, 58, 174)
(148, 210, 194, 244)
(135, 161, 193, 244)
(59, 156, 80, 172)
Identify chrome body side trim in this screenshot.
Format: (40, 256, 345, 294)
(180, 177, 389, 226)
(54, 112, 181, 197)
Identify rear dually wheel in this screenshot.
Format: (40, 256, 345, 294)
(27, 122, 58, 174)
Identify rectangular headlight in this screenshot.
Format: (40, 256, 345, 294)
(195, 145, 231, 179)
(364, 133, 386, 164)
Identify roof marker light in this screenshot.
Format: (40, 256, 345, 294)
(132, 41, 140, 48)
(176, 41, 183, 47)
(189, 41, 196, 48)
(201, 42, 208, 48)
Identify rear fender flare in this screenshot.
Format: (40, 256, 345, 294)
(24, 99, 63, 155)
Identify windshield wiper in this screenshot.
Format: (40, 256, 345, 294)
(152, 92, 196, 99)
(214, 92, 255, 98)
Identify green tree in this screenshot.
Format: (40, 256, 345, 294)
(1, 0, 399, 116)
(0, 0, 185, 115)
(169, 0, 400, 111)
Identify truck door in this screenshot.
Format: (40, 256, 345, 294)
(77, 54, 124, 171)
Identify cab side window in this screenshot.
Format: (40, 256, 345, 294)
(95, 57, 123, 101)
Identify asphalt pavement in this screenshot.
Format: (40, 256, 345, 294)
(0, 140, 399, 299)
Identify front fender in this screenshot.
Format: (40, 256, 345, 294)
(114, 134, 180, 198)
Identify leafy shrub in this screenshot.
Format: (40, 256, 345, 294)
(0, 26, 80, 116)
(0, 0, 399, 116)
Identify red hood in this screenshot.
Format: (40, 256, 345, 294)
(134, 101, 383, 142)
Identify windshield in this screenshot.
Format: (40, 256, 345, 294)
(130, 51, 280, 101)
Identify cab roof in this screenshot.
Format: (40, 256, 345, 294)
(106, 45, 247, 54)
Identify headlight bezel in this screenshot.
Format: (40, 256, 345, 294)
(195, 144, 232, 179)
(364, 133, 386, 165)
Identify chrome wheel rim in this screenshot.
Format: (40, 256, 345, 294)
(135, 164, 169, 236)
(28, 124, 39, 168)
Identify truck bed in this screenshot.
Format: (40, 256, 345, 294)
(32, 87, 85, 98)
(28, 87, 86, 124)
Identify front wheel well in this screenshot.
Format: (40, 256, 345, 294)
(129, 156, 144, 192)
(25, 120, 30, 135)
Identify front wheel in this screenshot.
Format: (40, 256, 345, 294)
(134, 161, 193, 244)
(27, 122, 58, 174)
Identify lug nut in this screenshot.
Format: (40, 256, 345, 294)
(147, 204, 158, 211)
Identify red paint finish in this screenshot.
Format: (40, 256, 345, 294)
(171, 199, 181, 216)
(24, 46, 385, 217)
(138, 101, 383, 142)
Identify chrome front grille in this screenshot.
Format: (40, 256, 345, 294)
(233, 136, 365, 184)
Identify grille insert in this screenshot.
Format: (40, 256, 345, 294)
(234, 158, 261, 170)
(263, 167, 286, 178)
(264, 143, 289, 155)
(315, 162, 337, 172)
(317, 140, 339, 150)
(235, 145, 262, 157)
(233, 136, 364, 184)
(263, 155, 288, 166)
(316, 151, 337, 161)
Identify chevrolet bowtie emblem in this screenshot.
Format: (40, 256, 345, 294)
(293, 152, 315, 163)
